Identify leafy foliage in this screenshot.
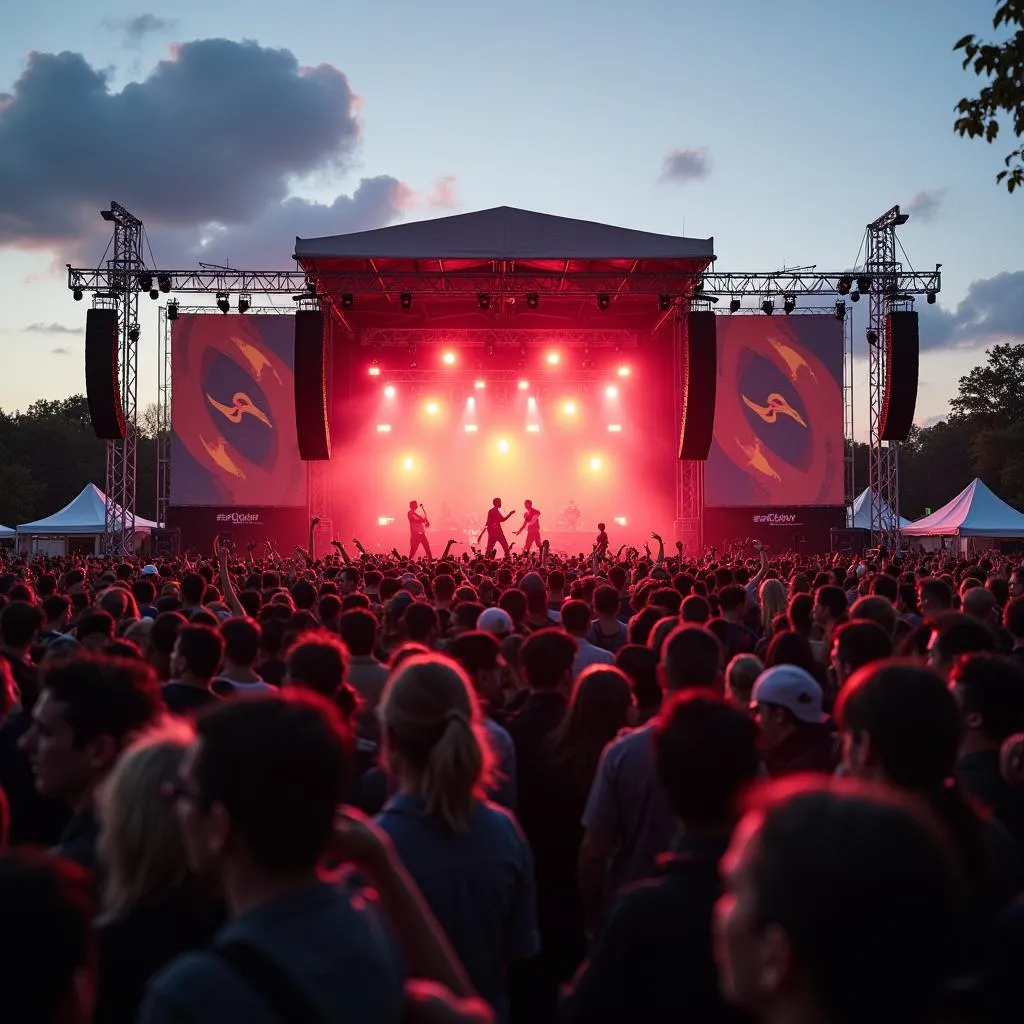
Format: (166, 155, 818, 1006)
(948, 343, 1024, 428)
(954, 1, 1024, 193)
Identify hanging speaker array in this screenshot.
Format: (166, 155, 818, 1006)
(84, 308, 126, 440)
(678, 310, 718, 460)
(880, 311, 920, 441)
(293, 310, 331, 460)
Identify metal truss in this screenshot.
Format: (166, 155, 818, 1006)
(98, 203, 143, 555)
(866, 206, 911, 548)
(307, 463, 332, 559)
(842, 305, 856, 508)
(360, 328, 639, 349)
(157, 307, 172, 527)
(67, 265, 942, 301)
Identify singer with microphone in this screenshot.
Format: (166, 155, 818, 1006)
(408, 500, 432, 560)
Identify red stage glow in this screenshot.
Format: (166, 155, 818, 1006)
(441, 351, 457, 365)
(546, 351, 560, 365)
(608, 423, 622, 432)
(474, 379, 486, 390)
(464, 423, 478, 433)
(563, 401, 577, 416)
(589, 456, 603, 471)
(368, 363, 381, 377)
(605, 385, 619, 398)
(526, 423, 540, 433)
(614, 516, 627, 526)
(425, 401, 440, 416)
(384, 385, 396, 398)
(617, 365, 630, 377)
(518, 379, 529, 390)
(376, 423, 391, 433)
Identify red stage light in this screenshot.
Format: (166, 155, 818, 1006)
(614, 516, 627, 526)
(563, 401, 577, 416)
(605, 385, 619, 398)
(474, 379, 486, 390)
(608, 424, 622, 433)
(384, 385, 396, 398)
(464, 423, 478, 433)
(617, 366, 630, 378)
(442, 351, 456, 365)
(376, 424, 391, 433)
(518, 380, 529, 391)
(368, 363, 381, 377)
(377, 516, 394, 527)
(425, 401, 440, 416)
(546, 352, 560, 366)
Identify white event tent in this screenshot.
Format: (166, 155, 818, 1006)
(17, 484, 158, 555)
(902, 478, 1024, 548)
(847, 488, 911, 532)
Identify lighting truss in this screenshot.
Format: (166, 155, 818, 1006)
(359, 328, 639, 349)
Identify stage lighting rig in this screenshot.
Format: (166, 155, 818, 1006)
(138, 272, 153, 292)
(341, 292, 354, 309)
(158, 275, 172, 294)
(834, 300, 847, 321)
(478, 293, 491, 310)
(783, 296, 796, 315)
(729, 299, 740, 313)
(857, 276, 872, 293)
(926, 291, 936, 304)
(73, 288, 83, 301)
(238, 294, 251, 314)
(659, 294, 671, 312)
(866, 330, 879, 346)
(167, 300, 179, 321)
(761, 299, 774, 315)
(216, 292, 230, 314)
(526, 293, 539, 309)
(400, 292, 412, 309)
(836, 276, 853, 295)
(128, 324, 140, 343)
(850, 291, 860, 302)
(597, 294, 610, 310)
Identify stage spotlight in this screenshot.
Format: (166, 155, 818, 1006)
(73, 288, 83, 301)
(376, 424, 391, 433)
(526, 423, 540, 433)
(341, 293, 354, 310)
(729, 298, 741, 313)
(866, 330, 879, 346)
(442, 351, 456, 366)
(464, 423, 478, 433)
(850, 291, 860, 303)
(216, 292, 230, 314)
(485, 341, 495, 357)
(546, 351, 560, 366)
(497, 439, 509, 453)
(589, 456, 602, 471)
(158, 274, 172, 294)
(167, 300, 179, 321)
(238, 294, 251, 314)
(478, 293, 491, 310)
(857, 276, 872, 294)
(836, 276, 853, 295)
(605, 385, 619, 399)
(927, 291, 937, 304)
(518, 380, 529, 391)
(138, 273, 153, 292)
(659, 294, 671, 312)
(377, 516, 392, 527)
(597, 294, 610, 310)
(384, 385, 396, 398)
(563, 401, 577, 416)
(128, 325, 140, 343)
(614, 516, 627, 526)
(834, 300, 847, 322)
(400, 292, 412, 309)
(783, 296, 796, 315)
(149, 289, 160, 301)
(474, 379, 486, 390)
(526, 293, 539, 309)
(368, 361, 381, 377)
(403, 457, 414, 470)
(761, 299, 774, 316)
(425, 401, 439, 416)
(608, 424, 622, 433)
(617, 366, 630, 378)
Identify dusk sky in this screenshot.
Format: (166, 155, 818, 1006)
(1, 0, 1021, 434)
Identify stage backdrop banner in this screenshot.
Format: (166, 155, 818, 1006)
(166, 506, 309, 554)
(170, 315, 307, 507)
(703, 506, 846, 553)
(704, 316, 844, 507)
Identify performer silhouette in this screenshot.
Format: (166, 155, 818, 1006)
(408, 500, 432, 560)
(515, 500, 543, 554)
(477, 497, 515, 558)
(593, 522, 609, 562)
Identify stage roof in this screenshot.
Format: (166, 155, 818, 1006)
(295, 206, 714, 262)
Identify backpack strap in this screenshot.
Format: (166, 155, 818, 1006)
(213, 938, 327, 1023)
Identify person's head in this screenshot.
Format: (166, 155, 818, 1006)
(521, 628, 577, 692)
(836, 661, 958, 790)
(655, 690, 759, 829)
(0, 600, 44, 652)
(560, 599, 591, 636)
(171, 624, 225, 684)
(660, 625, 722, 693)
(336, 608, 378, 658)
(918, 577, 954, 617)
(380, 655, 491, 831)
(404, 601, 439, 645)
(42, 594, 72, 632)
(714, 776, 961, 1024)
(615, 644, 661, 720)
(750, 665, 825, 753)
(173, 691, 351, 883)
(21, 654, 161, 807)
(446, 630, 505, 708)
(812, 585, 847, 628)
(220, 617, 260, 669)
(593, 584, 619, 619)
(759, 580, 787, 631)
(285, 632, 348, 701)
(830, 620, 893, 690)
(180, 573, 206, 607)
(949, 653, 1024, 751)
(848, 595, 898, 638)
(680, 594, 711, 624)
(718, 585, 747, 621)
(492, 497, 502, 508)
(925, 611, 995, 678)
(524, 500, 533, 510)
(0, 850, 94, 1024)
(76, 610, 116, 651)
(726, 654, 764, 711)
(98, 719, 194, 921)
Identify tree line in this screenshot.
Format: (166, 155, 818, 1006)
(0, 344, 1022, 530)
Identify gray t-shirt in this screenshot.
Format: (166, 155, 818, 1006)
(139, 880, 404, 1023)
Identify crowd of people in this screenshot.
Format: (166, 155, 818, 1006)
(2, 535, 1024, 1023)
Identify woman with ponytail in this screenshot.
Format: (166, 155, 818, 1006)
(376, 653, 539, 1022)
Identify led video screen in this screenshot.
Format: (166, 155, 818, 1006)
(704, 316, 844, 507)
(170, 315, 307, 507)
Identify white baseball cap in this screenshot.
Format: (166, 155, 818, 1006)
(751, 665, 827, 725)
(477, 607, 514, 637)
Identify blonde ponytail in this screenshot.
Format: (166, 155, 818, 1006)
(380, 655, 493, 831)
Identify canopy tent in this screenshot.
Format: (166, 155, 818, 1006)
(17, 484, 158, 537)
(0, 523, 15, 540)
(847, 488, 911, 531)
(902, 479, 1024, 539)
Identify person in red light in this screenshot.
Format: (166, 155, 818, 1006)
(516, 501, 543, 554)
(407, 501, 432, 560)
(477, 498, 515, 559)
(593, 523, 609, 562)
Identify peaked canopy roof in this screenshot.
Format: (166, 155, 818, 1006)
(847, 488, 911, 531)
(17, 484, 158, 535)
(903, 479, 1024, 538)
(295, 205, 714, 261)
(0, 523, 14, 539)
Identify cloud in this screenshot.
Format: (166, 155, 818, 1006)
(23, 322, 80, 335)
(426, 175, 460, 210)
(907, 188, 946, 221)
(102, 14, 175, 44)
(916, 414, 947, 429)
(659, 148, 710, 183)
(51, 347, 71, 356)
(917, 271, 1024, 350)
(0, 40, 360, 253)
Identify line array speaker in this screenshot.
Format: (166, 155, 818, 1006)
(880, 311, 919, 441)
(678, 310, 718, 460)
(84, 308, 126, 440)
(294, 310, 331, 460)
